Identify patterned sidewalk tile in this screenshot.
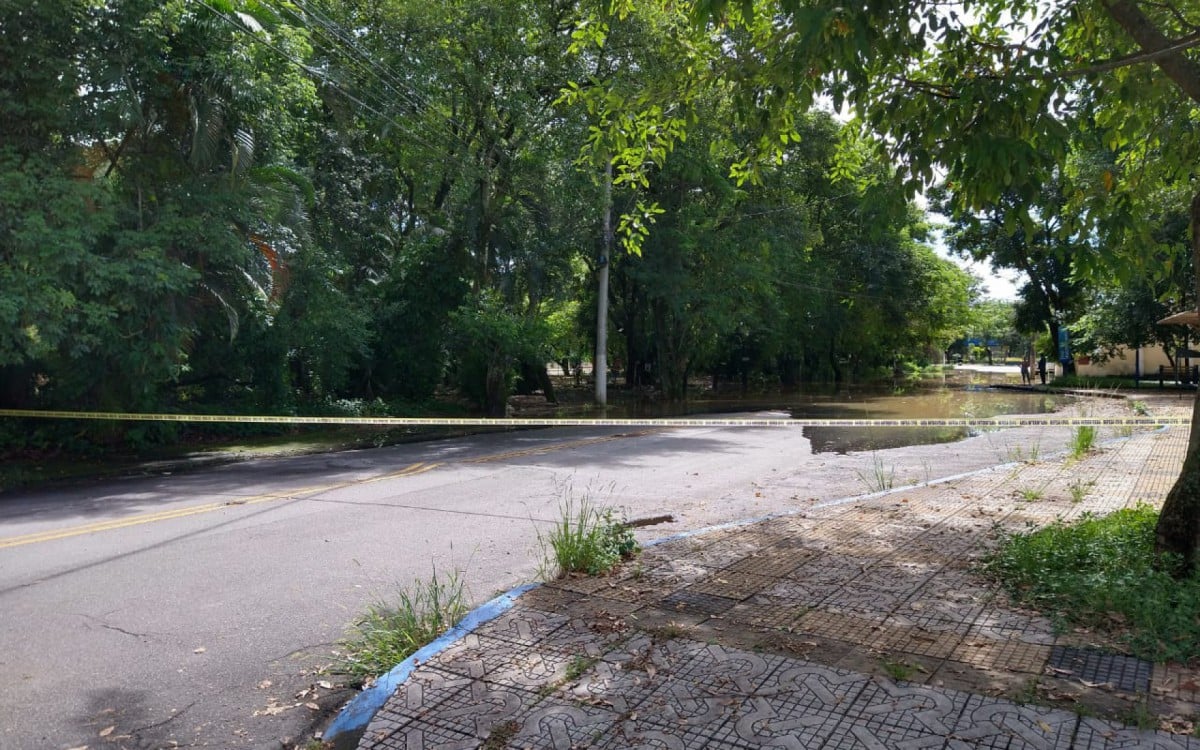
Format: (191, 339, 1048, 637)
(833, 678, 970, 748)
(472, 606, 571, 647)
(1073, 716, 1200, 749)
(687, 570, 778, 600)
(427, 633, 575, 690)
(949, 694, 1078, 749)
(504, 697, 621, 749)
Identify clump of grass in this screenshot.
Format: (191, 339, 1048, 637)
(1070, 425, 1097, 459)
(1018, 487, 1044, 502)
(541, 496, 638, 578)
(337, 569, 468, 683)
(880, 658, 915, 681)
(856, 454, 895, 493)
(984, 505, 1200, 662)
(1131, 400, 1149, 416)
(1068, 480, 1093, 504)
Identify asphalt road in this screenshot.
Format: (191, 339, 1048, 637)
(0, 414, 1088, 750)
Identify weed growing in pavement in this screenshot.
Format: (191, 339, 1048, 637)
(1005, 440, 1042, 464)
(1068, 480, 1094, 504)
(880, 658, 915, 682)
(566, 655, 599, 680)
(1120, 699, 1158, 731)
(1018, 487, 1045, 502)
(540, 493, 638, 578)
(336, 568, 468, 684)
(856, 454, 895, 493)
(985, 505, 1200, 662)
(482, 721, 521, 749)
(1070, 426, 1097, 459)
(1131, 400, 1149, 416)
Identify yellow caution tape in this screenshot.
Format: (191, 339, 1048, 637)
(0, 408, 1190, 428)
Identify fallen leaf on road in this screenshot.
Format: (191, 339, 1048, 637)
(253, 702, 290, 717)
(99, 726, 115, 737)
(1037, 721, 1052, 733)
(306, 702, 321, 711)
(317, 680, 333, 690)
(257, 680, 273, 690)
(193, 647, 206, 654)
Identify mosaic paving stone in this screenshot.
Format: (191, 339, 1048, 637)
(725, 546, 821, 575)
(946, 639, 1050, 675)
(367, 720, 478, 750)
(725, 694, 844, 748)
(641, 559, 716, 586)
(754, 578, 845, 608)
(852, 562, 938, 593)
(505, 698, 621, 749)
(634, 679, 743, 730)
(762, 661, 872, 706)
(687, 570, 777, 600)
(669, 641, 786, 695)
(949, 695, 1078, 749)
(660, 589, 739, 617)
(1073, 716, 1200, 749)
(562, 657, 661, 713)
(415, 678, 537, 740)
(796, 611, 890, 646)
(537, 617, 628, 659)
(428, 633, 573, 689)
(362, 667, 480, 738)
(1047, 646, 1152, 693)
(877, 624, 966, 660)
(723, 601, 806, 630)
(473, 607, 570, 647)
(823, 583, 906, 618)
(834, 677, 970, 748)
(787, 555, 875, 586)
(590, 710, 748, 744)
(970, 609, 1058, 646)
(1151, 663, 1200, 704)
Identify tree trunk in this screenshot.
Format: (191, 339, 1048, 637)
(595, 161, 612, 408)
(1154, 188, 1200, 575)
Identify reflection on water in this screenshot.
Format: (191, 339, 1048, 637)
(548, 369, 1064, 454)
(794, 387, 1063, 454)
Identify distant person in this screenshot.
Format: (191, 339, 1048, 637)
(986, 347, 993, 365)
(1037, 355, 1048, 385)
(1020, 359, 1031, 385)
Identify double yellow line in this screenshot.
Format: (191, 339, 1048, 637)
(0, 461, 441, 550)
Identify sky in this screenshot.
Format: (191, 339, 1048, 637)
(948, 253, 1022, 301)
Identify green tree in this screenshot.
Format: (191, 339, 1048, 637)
(687, 0, 1200, 571)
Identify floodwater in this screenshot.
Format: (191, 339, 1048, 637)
(586, 368, 1066, 454)
(792, 385, 1063, 454)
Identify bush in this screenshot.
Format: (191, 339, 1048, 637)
(985, 506, 1200, 662)
(542, 496, 638, 577)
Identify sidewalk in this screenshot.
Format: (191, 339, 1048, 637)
(353, 408, 1200, 749)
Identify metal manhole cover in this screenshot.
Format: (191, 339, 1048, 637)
(1047, 645, 1152, 692)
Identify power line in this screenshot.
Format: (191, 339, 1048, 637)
(194, 0, 455, 159)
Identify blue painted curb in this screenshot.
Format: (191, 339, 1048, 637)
(324, 582, 538, 743)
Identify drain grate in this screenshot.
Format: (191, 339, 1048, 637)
(1047, 646, 1152, 692)
(660, 590, 738, 617)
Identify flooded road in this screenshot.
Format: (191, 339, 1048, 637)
(794, 386, 1064, 453)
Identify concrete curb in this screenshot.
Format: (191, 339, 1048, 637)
(323, 582, 538, 744)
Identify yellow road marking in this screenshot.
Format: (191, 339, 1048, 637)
(463, 431, 656, 464)
(0, 462, 439, 550)
(2, 430, 652, 550)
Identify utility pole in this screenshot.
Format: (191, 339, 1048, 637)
(595, 159, 612, 407)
